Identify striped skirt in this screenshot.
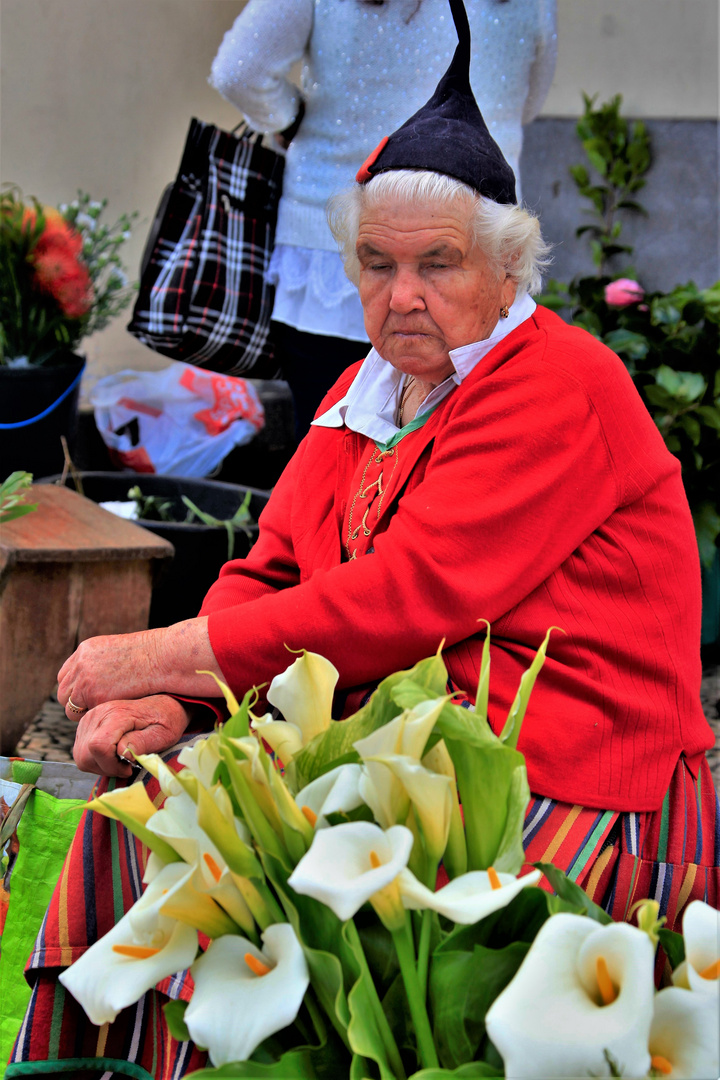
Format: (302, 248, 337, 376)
(6, 746, 720, 1078)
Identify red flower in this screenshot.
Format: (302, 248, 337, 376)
(26, 204, 92, 318)
(32, 246, 93, 318)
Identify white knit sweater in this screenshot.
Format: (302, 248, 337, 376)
(210, 0, 557, 337)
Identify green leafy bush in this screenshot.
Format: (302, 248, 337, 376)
(536, 95, 720, 566)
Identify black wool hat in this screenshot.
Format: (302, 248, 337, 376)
(356, 0, 517, 204)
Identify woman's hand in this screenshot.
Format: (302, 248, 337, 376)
(72, 695, 193, 777)
(57, 617, 223, 719)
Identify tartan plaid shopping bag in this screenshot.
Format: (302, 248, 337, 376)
(127, 118, 285, 377)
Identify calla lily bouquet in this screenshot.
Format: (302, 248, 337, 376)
(59, 629, 720, 1079)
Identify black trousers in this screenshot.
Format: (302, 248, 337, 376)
(271, 321, 370, 442)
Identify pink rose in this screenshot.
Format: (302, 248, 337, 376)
(604, 278, 645, 308)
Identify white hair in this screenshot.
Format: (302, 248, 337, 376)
(327, 170, 552, 295)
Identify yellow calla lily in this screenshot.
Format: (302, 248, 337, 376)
(87, 783, 182, 867)
(250, 712, 304, 764)
(353, 698, 446, 830)
(422, 738, 466, 877)
(266, 649, 339, 744)
(364, 753, 453, 863)
(177, 735, 223, 789)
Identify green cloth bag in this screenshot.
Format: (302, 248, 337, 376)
(0, 762, 87, 1077)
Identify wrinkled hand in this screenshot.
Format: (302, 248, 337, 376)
(72, 695, 193, 777)
(57, 618, 222, 719)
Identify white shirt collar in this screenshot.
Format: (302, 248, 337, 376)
(312, 292, 536, 445)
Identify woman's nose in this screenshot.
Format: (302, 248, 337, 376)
(389, 268, 425, 313)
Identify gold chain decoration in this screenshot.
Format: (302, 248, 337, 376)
(345, 444, 399, 561)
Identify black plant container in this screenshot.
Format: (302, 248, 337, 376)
(0, 353, 84, 479)
(46, 472, 270, 627)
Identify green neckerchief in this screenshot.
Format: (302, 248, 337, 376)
(373, 399, 441, 452)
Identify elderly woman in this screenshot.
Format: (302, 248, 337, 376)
(10, 3, 717, 1074)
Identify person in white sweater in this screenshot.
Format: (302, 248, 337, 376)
(210, 0, 557, 437)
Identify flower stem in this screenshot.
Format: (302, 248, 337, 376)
(416, 909, 433, 1002)
(303, 987, 327, 1045)
(392, 915, 439, 1071)
(345, 919, 407, 1080)
(416, 861, 438, 1002)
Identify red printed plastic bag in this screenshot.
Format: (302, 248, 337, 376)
(90, 362, 265, 476)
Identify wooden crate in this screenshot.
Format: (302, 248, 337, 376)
(0, 484, 173, 754)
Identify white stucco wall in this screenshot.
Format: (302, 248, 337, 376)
(1, 0, 718, 390)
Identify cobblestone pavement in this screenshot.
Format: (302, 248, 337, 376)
(14, 664, 720, 792)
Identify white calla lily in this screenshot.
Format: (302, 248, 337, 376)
(133, 752, 185, 798)
(288, 821, 414, 922)
(144, 786, 254, 932)
(266, 649, 339, 744)
(672, 899, 720, 997)
(398, 866, 542, 922)
(146, 789, 227, 883)
(366, 755, 453, 862)
(250, 712, 304, 764)
(59, 863, 198, 1025)
(485, 913, 654, 1079)
(354, 697, 446, 762)
(354, 698, 446, 829)
(177, 735, 223, 789)
(184, 924, 309, 1066)
(294, 763, 364, 828)
(649, 986, 720, 1078)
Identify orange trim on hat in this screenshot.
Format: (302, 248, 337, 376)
(356, 136, 389, 183)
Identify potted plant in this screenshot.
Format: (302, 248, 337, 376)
(48, 471, 270, 627)
(0, 187, 137, 479)
(536, 95, 720, 647)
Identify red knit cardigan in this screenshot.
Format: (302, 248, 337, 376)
(201, 306, 712, 812)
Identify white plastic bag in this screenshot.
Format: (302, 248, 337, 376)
(90, 362, 265, 477)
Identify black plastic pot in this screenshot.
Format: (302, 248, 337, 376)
(0, 354, 84, 479)
(47, 472, 270, 627)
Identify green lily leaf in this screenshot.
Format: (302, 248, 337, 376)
(533, 862, 612, 924)
(184, 1044, 334, 1077)
(474, 621, 491, 724)
(657, 927, 685, 970)
(292, 654, 448, 788)
(407, 1063, 502, 1078)
(344, 944, 398, 1078)
(487, 764, 531, 873)
(499, 627, 558, 750)
(163, 999, 191, 1044)
(435, 701, 526, 872)
(430, 941, 529, 1069)
(223, 686, 258, 740)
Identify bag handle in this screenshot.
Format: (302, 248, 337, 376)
(0, 760, 43, 847)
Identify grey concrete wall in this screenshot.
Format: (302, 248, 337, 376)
(521, 118, 720, 293)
